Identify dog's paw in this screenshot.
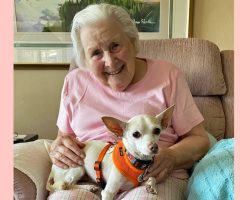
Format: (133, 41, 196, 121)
(146, 184, 157, 194)
(71, 184, 100, 193)
(145, 177, 157, 195)
(89, 185, 100, 193)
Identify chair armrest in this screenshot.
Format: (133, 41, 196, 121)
(14, 139, 53, 200)
(14, 168, 36, 200)
(221, 50, 234, 138)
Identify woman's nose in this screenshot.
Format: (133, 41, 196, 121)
(103, 52, 115, 67)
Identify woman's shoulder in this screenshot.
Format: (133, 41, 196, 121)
(65, 68, 91, 86)
(62, 68, 90, 99)
(66, 68, 90, 80)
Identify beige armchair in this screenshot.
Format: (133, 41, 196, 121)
(14, 38, 234, 200)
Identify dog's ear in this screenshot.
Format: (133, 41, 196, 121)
(156, 104, 175, 129)
(102, 117, 126, 137)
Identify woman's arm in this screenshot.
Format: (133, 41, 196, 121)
(169, 123, 210, 169)
(144, 123, 210, 183)
(49, 130, 85, 168)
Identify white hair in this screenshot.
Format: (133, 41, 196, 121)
(71, 3, 140, 69)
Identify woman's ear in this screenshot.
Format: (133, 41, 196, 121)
(102, 117, 126, 137)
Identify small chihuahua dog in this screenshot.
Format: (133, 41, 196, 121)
(47, 105, 175, 200)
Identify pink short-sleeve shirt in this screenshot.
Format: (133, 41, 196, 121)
(57, 58, 204, 146)
(57, 58, 204, 179)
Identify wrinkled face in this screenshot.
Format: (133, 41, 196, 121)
(80, 19, 137, 91)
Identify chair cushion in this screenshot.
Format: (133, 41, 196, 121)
(138, 38, 227, 96)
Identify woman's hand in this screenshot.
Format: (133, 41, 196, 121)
(144, 147, 176, 183)
(143, 123, 209, 183)
(49, 131, 85, 169)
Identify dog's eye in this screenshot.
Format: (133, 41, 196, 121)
(153, 128, 161, 135)
(132, 131, 141, 138)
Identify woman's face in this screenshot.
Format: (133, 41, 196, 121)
(80, 19, 137, 91)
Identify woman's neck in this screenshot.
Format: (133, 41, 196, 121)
(131, 58, 147, 84)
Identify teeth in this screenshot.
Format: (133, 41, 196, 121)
(105, 65, 123, 75)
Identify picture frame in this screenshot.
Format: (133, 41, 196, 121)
(14, 0, 170, 44)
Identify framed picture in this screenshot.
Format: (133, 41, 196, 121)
(14, 0, 191, 64)
(14, 0, 171, 44)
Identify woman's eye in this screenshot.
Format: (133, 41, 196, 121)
(111, 43, 120, 52)
(92, 50, 102, 57)
(133, 131, 141, 138)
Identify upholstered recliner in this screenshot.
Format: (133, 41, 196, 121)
(14, 38, 234, 200)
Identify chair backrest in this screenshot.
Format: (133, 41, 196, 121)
(137, 38, 231, 139)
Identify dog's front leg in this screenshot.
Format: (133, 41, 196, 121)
(145, 177, 157, 194)
(101, 166, 126, 200)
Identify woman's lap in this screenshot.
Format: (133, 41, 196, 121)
(47, 177, 187, 200)
(48, 188, 100, 200)
(116, 177, 187, 200)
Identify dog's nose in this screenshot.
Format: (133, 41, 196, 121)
(149, 143, 158, 154)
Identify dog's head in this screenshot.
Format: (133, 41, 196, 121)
(102, 105, 175, 160)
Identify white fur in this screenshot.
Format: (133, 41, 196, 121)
(47, 105, 175, 200)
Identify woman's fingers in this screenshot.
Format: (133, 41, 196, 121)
(155, 169, 169, 183)
(144, 163, 169, 183)
(144, 162, 166, 180)
(63, 137, 85, 159)
(56, 145, 84, 166)
(73, 138, 86, 148)
(49, 134, 85, 168)
(143, 147, 176, 183)
(61, 136, 85, 156)
(50, 151, 71, 169)
(147, 157, 161, 172)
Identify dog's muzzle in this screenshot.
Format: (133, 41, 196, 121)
(149, 143, 159, 154)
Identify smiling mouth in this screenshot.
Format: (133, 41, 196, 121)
(104, 65, 124, 75)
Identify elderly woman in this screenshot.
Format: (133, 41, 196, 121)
(48, 3, 209, 200)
